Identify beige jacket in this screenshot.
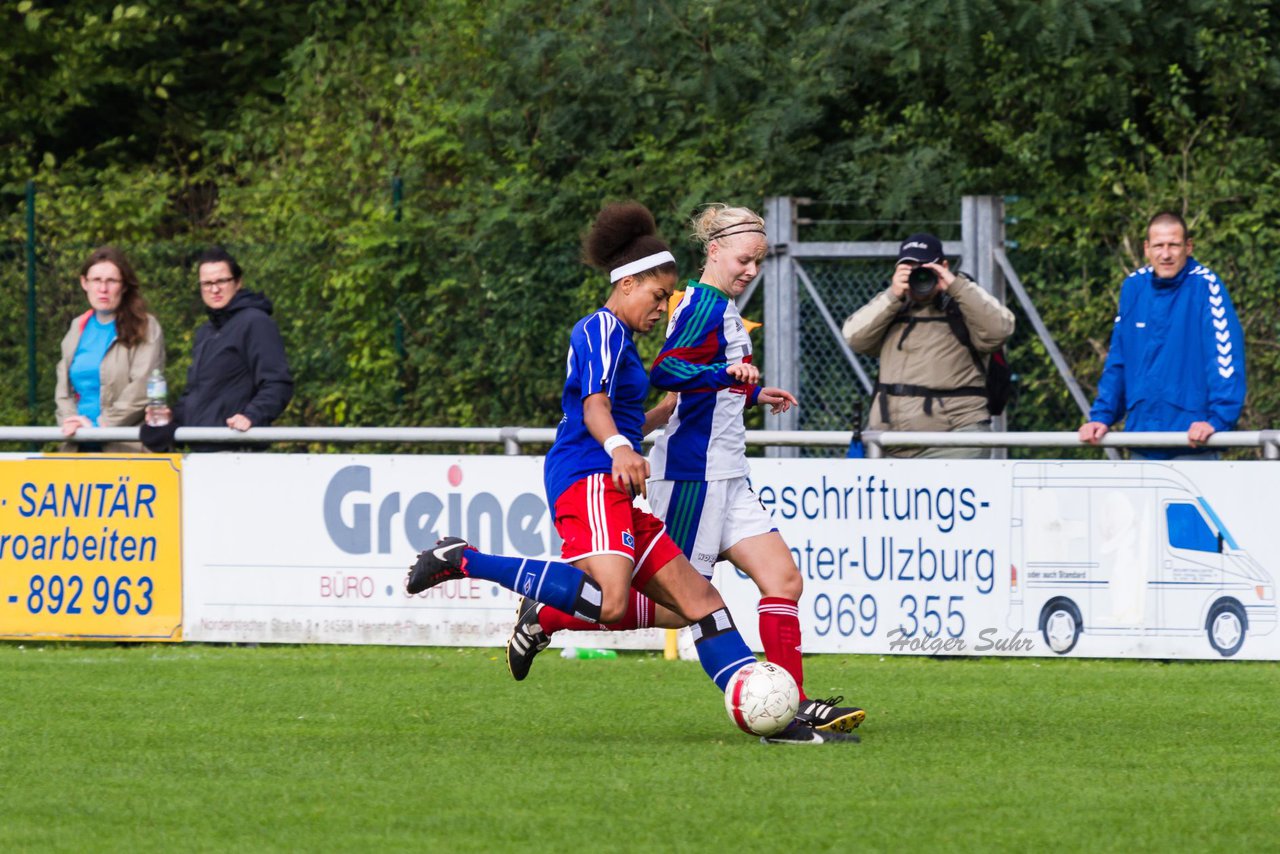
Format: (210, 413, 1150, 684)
(842, 274, 1014, 449)
(55, 312, 165, 452)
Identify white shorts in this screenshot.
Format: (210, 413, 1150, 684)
(646, 477, 777, 578)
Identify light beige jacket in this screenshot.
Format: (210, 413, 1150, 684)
(842, 274, 1014, 452)
(55, 311, 165, 452)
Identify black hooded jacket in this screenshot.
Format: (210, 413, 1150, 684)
(175, 289, 293, 429)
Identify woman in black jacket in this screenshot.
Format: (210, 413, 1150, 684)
(144, 247, 293, 451)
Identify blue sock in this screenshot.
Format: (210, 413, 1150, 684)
(691, 609, 757, 691)
(463, 551, 603, 622)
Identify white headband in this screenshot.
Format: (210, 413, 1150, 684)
(610, 251, 675, 283)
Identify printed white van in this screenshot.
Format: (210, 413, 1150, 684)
(1007, 462, 1276, 656)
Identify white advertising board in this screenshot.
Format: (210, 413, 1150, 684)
(184, 454, 1278, 660)
(720, 459, 1278, 659)
(182, 454, 663, 649)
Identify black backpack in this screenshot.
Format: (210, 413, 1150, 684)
(939, 294, 1013, 416)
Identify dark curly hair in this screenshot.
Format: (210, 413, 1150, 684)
(583, 201, 677, 281)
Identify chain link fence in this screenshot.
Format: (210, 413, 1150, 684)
(731, 258, 891, 457)
(795, 260, 887, 437)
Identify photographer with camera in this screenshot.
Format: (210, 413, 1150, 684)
(842, 233, 1015, 458)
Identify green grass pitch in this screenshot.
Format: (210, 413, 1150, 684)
(1, 643, 1276, 851)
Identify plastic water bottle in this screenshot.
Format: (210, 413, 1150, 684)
(145, 369, 169, 426)
(559, 647, 618, 660)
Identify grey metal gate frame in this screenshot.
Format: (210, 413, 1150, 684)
(756, 195, 1100, 459)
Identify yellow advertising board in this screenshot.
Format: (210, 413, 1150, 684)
(0, 455, 182, 641)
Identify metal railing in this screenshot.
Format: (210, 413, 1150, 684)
(860, 430, 1280, 459)
(4, 426, 1277, 458)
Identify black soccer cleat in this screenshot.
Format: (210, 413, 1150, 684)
(793, 696, 866, 733)
(506, 597, 551, 682)
(405, 537, 471, 594)
(760, 720, 860, 746)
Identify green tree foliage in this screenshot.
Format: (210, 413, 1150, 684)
(0, 0, 316, 428)
(4, 0, 1280, 447)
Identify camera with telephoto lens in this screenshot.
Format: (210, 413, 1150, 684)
(907, 264, 938, 299)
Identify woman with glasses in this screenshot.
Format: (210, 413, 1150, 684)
(142, 246, 293, 452)
(55, 245, 164, 452)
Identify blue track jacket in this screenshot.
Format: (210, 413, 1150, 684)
(1090, 257, 1245, 456)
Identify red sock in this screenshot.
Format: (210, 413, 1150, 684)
(537, 606, 601, 635)
(758, 597, 806, 700)
(537, 590, 656, 635)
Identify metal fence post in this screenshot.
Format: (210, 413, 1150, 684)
(500, 426, 521, 455)
(763, 196, 799, 458)
(392, 174, 406, 407)
(962, 195, 1009, 456)
(961, 195, 1006, 306)
(25, 180, 37, 425)
(1263, 430, 1280, 460)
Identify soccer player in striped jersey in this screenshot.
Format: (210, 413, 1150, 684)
(506, 205, 864, 745)
(406, 202, 810, 740)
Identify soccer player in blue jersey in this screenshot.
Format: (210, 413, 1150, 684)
(505, 205, 864, 745)
(404, 203, 847, 742)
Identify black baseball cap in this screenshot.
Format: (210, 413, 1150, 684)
(896, 233, 943, 265)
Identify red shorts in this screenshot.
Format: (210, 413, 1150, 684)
(553, 473, 683, 589)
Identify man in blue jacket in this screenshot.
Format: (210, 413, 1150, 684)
(1079, 212, 1245, 459)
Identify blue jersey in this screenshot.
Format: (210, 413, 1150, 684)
(543, 308, 649, 509)
(649, 282, 760, 481)
(1090, 257, 1246, 456)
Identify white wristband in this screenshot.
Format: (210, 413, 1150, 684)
(603, 434, 631, 457)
